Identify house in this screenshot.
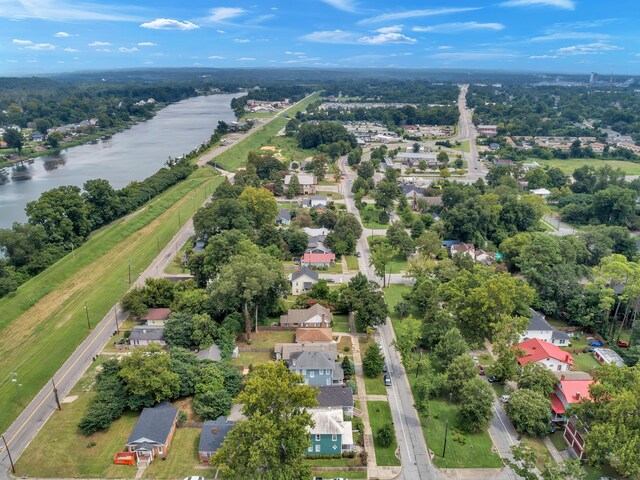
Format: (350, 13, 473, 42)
(529, 188, 551, 198)
(450, 242, 475, 258)
(284, 174, 317, 195)
(125, 403, 178, 465)
(551, 378, 593, 423)
(141, 308, 172, 326)
(274, 341, 336, 361)
(31, 131, 44, 142)
(303, 227, 330, 237)
(520, 310, 571, 346)
(402, 184, 426, 200)
(514, 338, 574, 371)
(307, 408, 353, 455)
(474, 249, 496, 265)
(310, 195, 328, 208)
(197, 344, 222, 361)
(198, 417, 234, 464)
(564, 416, 589, 459)
(442, 239, 461, 249)
(280, 304, 332, 328)
(492, 158, 513, 167)
(129, 326, 165, 347)
(276, 209, 291, 226)
(296, 327, 333, 343)
(307, 234, 328, 250)
(289, 350, 343, 386)
(477, 125, 498, 137)
(593, 347, 624, 367)
(396, 152, 438, 166)
(291, 266, 319, 295)
(489, 142, 500, 150)
(315, 385, 354, 417)
(301, 252, 336, 268)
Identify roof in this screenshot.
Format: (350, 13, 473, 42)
(593, 348, 625, 366)
(558, 380, 593, 403)
(302, 253, 336, 263)
(281, 304, 333, 326)
(285, 174, 316, 185)
(291, 266, 319, 282)
(530, 188, 551, 195)
(278, 209, 291, 221)
(127, 402, 178, 445)
(442, 240, 461, 248)
(129, 326, 165, 342)
(451, 242, 474, 254)
(198, 418, 234, 453)
(550, 393, 566, 414)
(197, 344, 222, 361)
(396, 152, 437, 160)
(290, 350, 337, 371)
(309, 409, 346, 436)
(401, 185, 426, 196)
(274, 342, 336, 361)
(316, 385, 354, 409)
(526, 310, 570, 341)
(553, 371, 592, 381)
(514, 338, 574, 366)
(296, 327, 333, 343)
(141, 308, 172, 321)
(303, 227, 330, 237)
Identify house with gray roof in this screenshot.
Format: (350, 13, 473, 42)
(289, 350, 343, 387)
(519, 310, 571, 346)
(276, 208, 291, 226)
(290, 266, 319, 295)
(198, 417, 234, 464)
(125, 402, 178, 465)
(197, 344, 222, 361)
(129, 326, 165, 347)
(316, 385, 354, 416)
(280, 304, 332, 328)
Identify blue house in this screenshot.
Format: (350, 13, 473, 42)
(307, 408, 353, 455)
(289, 350, 343, 387)
(276, 208, 291, 226)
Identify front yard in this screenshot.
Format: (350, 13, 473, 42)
(367, 400, 401, 466)
(364, 374, 387, 396)
(142, 428, 205, 479)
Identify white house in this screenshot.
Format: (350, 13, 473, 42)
(450, 242, 475, 258)
(520, 310, 571, 346)
(593, 348, 624, 367)
(290, 266, 319, 295)
(284, 174, 317, 195)
(529, 188, 551, 198)
(515, 338, 574, 372)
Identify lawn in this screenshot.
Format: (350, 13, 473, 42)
(142, 428, 205, 479)
(521, 435, 553, 470)
(231, 351, 273, 370)
(364, 375, 387, 396)
(359, 204, 390, 230)
(583, 464, 620, 480)
(337, 335, 352, 353)
(0, 168, 222, 432)
(269, 134, 317, 166)
(460, 140, 471, 153)
(332, 314, 351, 333)
(163, 238, 191, 275)
(367, 401, 401, 466)
(549, 430, 568, 452)
(366, 236, 409, 273)
(423, 397, 502, 468)
(215, 93, 320, 171)
(237, 330, 294, 349)
(345, 255, 360, 271)
(571, 352, 599, 373)
(536, 158, 640, 175)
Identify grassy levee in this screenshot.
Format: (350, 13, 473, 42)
(215, 92, 320, 171)
(0, 168, 222, 432)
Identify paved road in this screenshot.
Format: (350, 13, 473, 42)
(340, 156, 438, 480)
(454, 84, 484, 182)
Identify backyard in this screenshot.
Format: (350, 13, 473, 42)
(332, 313, 351, 333)
(367, 400, 401, 466)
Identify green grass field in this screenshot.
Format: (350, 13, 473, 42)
(536, 158, 640, 175)
(459, 140, 470, 153)
(364, 375, 387, 395)
(0, 169, 222, 432)
(142, 428, 204, 479)
(345, 255, 360, 271)
(215, 93, 320, 171)
(367, 400, 400, 466)
(332, 314, 351, 333)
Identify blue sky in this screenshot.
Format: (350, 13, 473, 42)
(1, 0, 639, 75)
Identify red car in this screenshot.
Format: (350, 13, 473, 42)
(478, 365, 486, 376)
(617, 340, 630, 348)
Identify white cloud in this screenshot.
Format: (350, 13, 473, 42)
(118, 47, 139, 53)
(500, 0, 575, 9)
(430, 51, 518, 61)
(216, 29, 226, 33)
(320, 0, 357, 13)
(206, 7, 246, 23)
(282, 57, 320, 64)
(0, 0, 143, 22)
(301, 30, 359, 44)
(54, 31, 71, 37)
(376, 25, 403, 33)
(285, 51, 305, 55)
(88, 41, 111, 46)
(140, 18, 199, 30)
(144, 61, 154, 64)
(96, 48, 111, 52)
(137, 42, 156, 46)
(437, 45, 453, 49)
(26, 43, 55, 50)
(12, 39, 33, 45)
(358, 32, 416, 45)
(413, 22, 504, 33)
(64, 47, 78, 52)
(208, 55, 225, 59)
(529, 54, 558, 58)
(237, 57, 256, 61)
(530, 32, 611, 42)
(359, 7, 480, 25)
(554, 42, 623, 56)
(234, 38, 250, 43)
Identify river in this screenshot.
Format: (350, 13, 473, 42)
(0, 93, 238, 228)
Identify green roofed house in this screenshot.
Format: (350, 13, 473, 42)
(307, 408, 353, 455)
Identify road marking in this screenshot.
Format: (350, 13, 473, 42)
(493, 405, 516, 446)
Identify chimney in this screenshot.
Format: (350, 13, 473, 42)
(561, 375, 566, 381)
(576, 392, 581, 400)
(565, 354, 570, 362)
(211, 427, 218, 434)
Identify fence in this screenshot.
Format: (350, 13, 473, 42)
(238, 347, 273, 353)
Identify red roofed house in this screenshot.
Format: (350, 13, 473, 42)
(551, 377, 593, 424)
(301, 253, 336, 268)
(514, 338, 573, 372)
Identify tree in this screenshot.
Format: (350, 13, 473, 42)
(374, 180, 400, 212)
(207, 252, 288, 339)
(363, 343, 385, 377)
(25, 185, 90, 243)
(506, 388, 552, 437)
(83, 179, 120, 227)
(377, 424, 394, 447)
(432, 327, 468, 372)
(505, 444, 585, 480)
(357, 161, 375, 180)
(342, 355, 355, 377)
(393, 317, 421, 368)
(118, 345, 180, 406)
(121, 287, 148, 318)
(325, 213, 362, 256)
(47, 130, 63, 148)
(239, 186, 278, 228)
(163, 312, 195, 348)
(413, 142, 420, 153)
(193, 198, 252, 238)
(415, 230, 442, 258)
(370, 242, 397, 288)
(3, 128, 23, 152)
(212, 362, 317, 480)
(286, 174, 302, 198)
(193, 389, 232, 420)
(458, 377, 494, 432)
(517, 363, 558, 396)
(454, 157, 464, 169)
(354, 287, 388, 330)
(437, 151, 449, 167)
(394, 301, 411, 319)
(444, 354, 477, 400)
(386, 222, 415, 259)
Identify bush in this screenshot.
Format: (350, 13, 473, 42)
(360, 450, 368, 466)
(346, 379, 358, 394)
(376, 423, 394, 448)
(378, 211, 389, 224)
(86, 441, 96, 448)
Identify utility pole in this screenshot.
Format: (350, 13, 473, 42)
(415, 350, 423, 378)
(84, 302, 91, 329)
(1, 434, 15, 474)
(52, 379, 61, 411)
(442, 418, 449, 458)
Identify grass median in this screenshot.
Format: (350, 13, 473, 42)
(0, 168, 222, 432)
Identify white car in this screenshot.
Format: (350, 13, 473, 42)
(184, 477, 205, 480)
(501, 395, 510, 404)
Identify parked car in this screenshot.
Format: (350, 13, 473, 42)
(501, 395, 510, 403)
(478, 365, 486, 376)
(355, 251, 361, 258)
(587, 337, 603, 347)
(617, 340, 630, 348)
(382, 362, 388, 373)
(488, 376, 498, 383)
(384, 374, 392, 386)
